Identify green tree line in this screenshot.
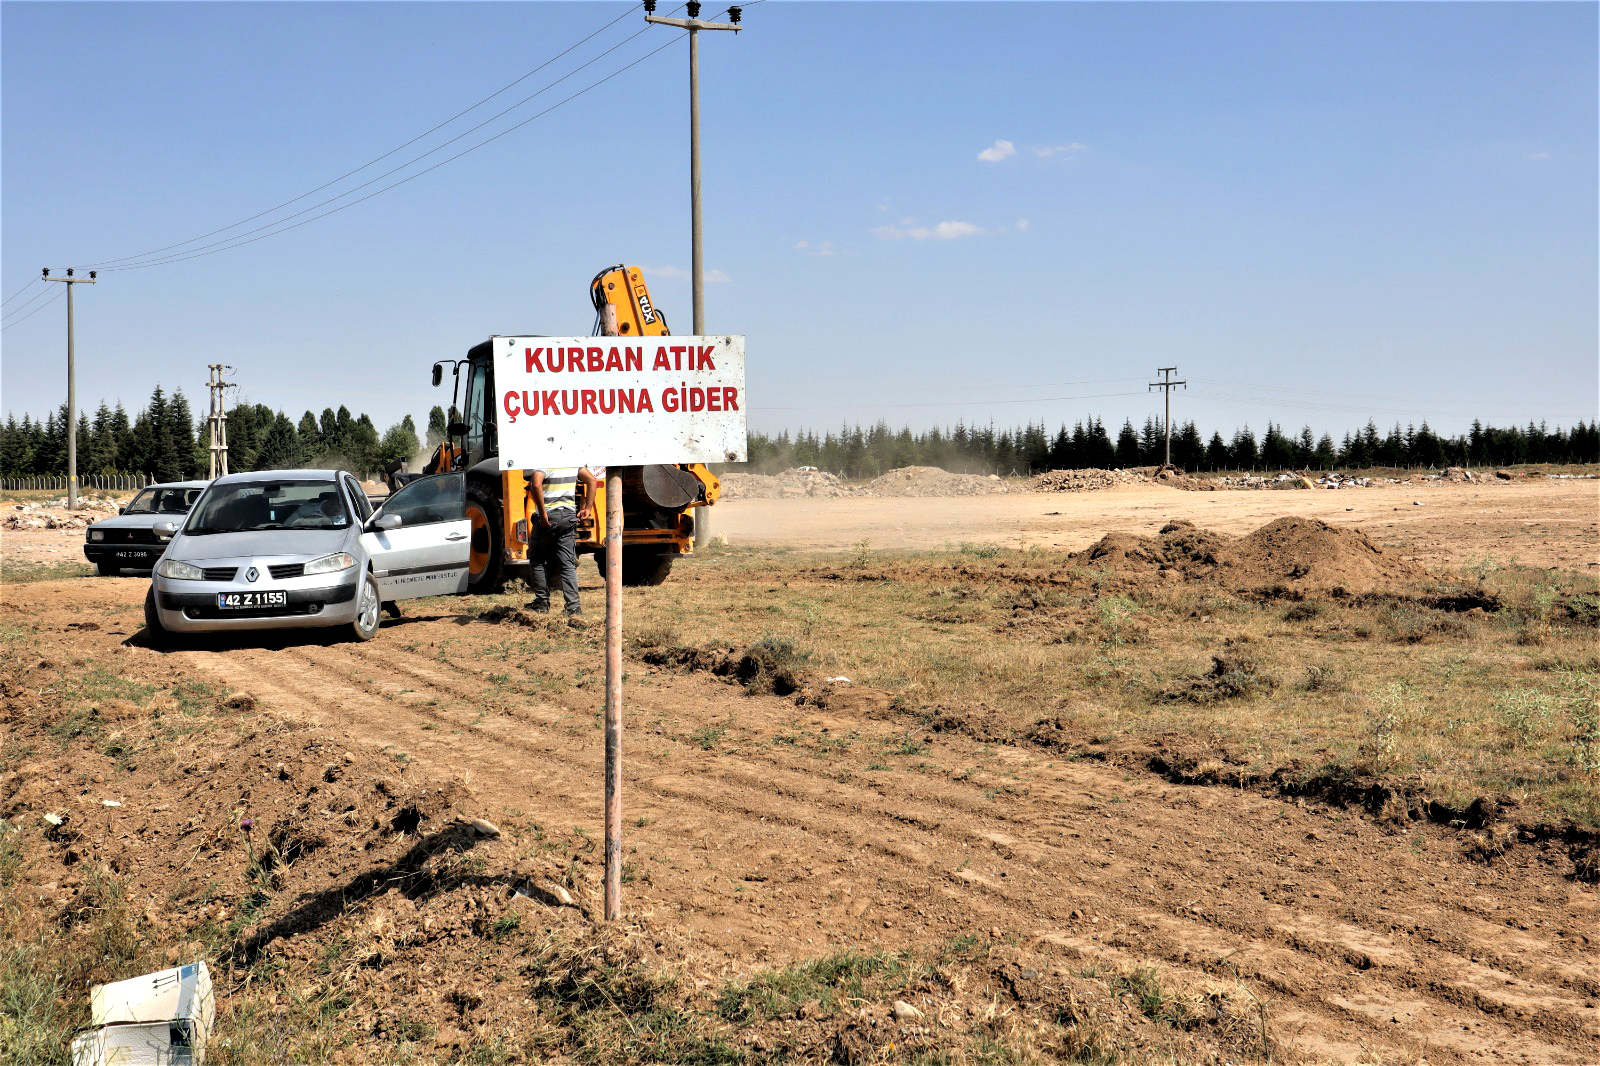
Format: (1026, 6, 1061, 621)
(0, 387, 430, 482)
(740, 417, 1599, 479)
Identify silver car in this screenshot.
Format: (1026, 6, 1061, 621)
(84, 479, 211, 575)
(144, 468, 470, 646)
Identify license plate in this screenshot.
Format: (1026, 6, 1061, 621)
(115, 550, 152, 559)
(217, 591, 287, 610)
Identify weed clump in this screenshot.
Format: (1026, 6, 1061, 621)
(727, 636, 813, 697)
(1157, 655, 1276, 704)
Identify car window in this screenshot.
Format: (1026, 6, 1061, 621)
(343, 475, 373, 521)
(376, 473, 464, 528)
(154, 489, 192, 513)
(123, 488, 160, 514)
(187, 480, 347, 533)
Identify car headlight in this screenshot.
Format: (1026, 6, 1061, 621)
(88, 530, 104, 542)
(156, 558, 205, 580)
(303, 552, 356, 576)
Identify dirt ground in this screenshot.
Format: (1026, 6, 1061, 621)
(3, 476, 1599, 1062)
(712, 478, 1599, 574)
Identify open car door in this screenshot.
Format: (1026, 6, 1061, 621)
(361, 472, 471, 600)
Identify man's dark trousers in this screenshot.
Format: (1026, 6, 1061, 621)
(529, 509, 581, 614)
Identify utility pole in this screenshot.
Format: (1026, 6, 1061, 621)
(41, 267, 97, 510)
(645, 0, 741, 553)
(1148, 366, 1186, 469)
(206, 364, 237, 479)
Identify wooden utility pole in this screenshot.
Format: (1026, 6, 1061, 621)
(644, 0, 741, 552)
(1149, 366, 1186, 469)
(41, 268, 96, 509)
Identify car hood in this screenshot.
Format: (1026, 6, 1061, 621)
(90, 513, 182, 531)
(169, 528, 353, 561)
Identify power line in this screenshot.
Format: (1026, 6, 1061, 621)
(93, 31, 685, 273)
(1192, 376, 1543, 411)
(0, 285, 57, 324)
(754, 390, 1148, 412)
(79, 4, 658, 272)
(1187, 388, 1593, 423)
(0, 288, 64, 332)
(1, 278, 43, 310)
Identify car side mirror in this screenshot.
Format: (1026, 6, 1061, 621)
(371, 513, 403, 531)
(152, 520, 180, 538)
(117, 506, 127, 515)
(448, 421, 470, 437)
(432, 364, 444, 387)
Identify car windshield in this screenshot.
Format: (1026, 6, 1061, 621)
(124, 487, 197, 515)
(186, 480, 349, 534)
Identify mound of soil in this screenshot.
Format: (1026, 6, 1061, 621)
(1069, 516, 1429, 594)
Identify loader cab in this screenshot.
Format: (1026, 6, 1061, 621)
(460, 348, 494, 468)
(433, 348, 497, 470)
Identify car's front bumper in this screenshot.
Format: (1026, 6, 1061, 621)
(85, 543, 165, 569)
(152, 573, 360, 633)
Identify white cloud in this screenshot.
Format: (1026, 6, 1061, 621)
(796, 240, 836, 257)
(1015, 218, 1030, 232)
(1529, 151, 1551, 161)
(873, 220, 986, 241)
(1035, 142, 1086, 158)
(977, 139, 1016, 163)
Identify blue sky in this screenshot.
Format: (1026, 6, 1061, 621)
(3, 1, 1595, 446)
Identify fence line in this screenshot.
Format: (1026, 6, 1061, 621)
(0, 474, 146, 492)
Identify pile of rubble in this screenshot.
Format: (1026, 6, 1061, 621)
(719, 466, 1020, 499)
(718, 468, 857, 500)
(2, 496, 121, 531)
(1029, 468, 1150, 493)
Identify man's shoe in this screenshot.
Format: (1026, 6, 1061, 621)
(524, 601, 551, 614)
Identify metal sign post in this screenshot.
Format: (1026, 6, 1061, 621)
(493, 332, 745, 921)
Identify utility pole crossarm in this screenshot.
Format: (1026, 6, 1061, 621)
(645, 15, 740, 31)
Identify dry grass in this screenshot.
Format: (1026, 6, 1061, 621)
(626, 543, 1600, 828)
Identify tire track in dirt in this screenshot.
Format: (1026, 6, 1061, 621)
(50, 570, 1588, 1066)
(159, 622, 1600, 1064)
(631, 756, 1598, 1063)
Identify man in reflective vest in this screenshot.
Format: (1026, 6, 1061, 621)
(525, 465, 597, 618)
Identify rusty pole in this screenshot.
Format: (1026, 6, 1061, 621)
(603, 472, 623, 920)
(600, 301, 624, 921)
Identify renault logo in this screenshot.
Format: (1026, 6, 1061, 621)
(245, 567, 259, 583)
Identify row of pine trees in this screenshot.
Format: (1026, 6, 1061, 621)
(0, 387, 441, 483)
(744, 417, 1599, 479)
(2, 389, 1594, 482)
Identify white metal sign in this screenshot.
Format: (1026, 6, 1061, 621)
(493, 335, 746, 468)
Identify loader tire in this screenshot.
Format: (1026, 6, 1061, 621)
(465, 480, 505, 594)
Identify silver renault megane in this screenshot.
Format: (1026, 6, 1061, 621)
(144, 468, 470, 647)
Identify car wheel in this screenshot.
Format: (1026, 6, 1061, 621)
(349, 571, 381, 642)
(97, 561, 119, 577)
(143, 587, 171, 650)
